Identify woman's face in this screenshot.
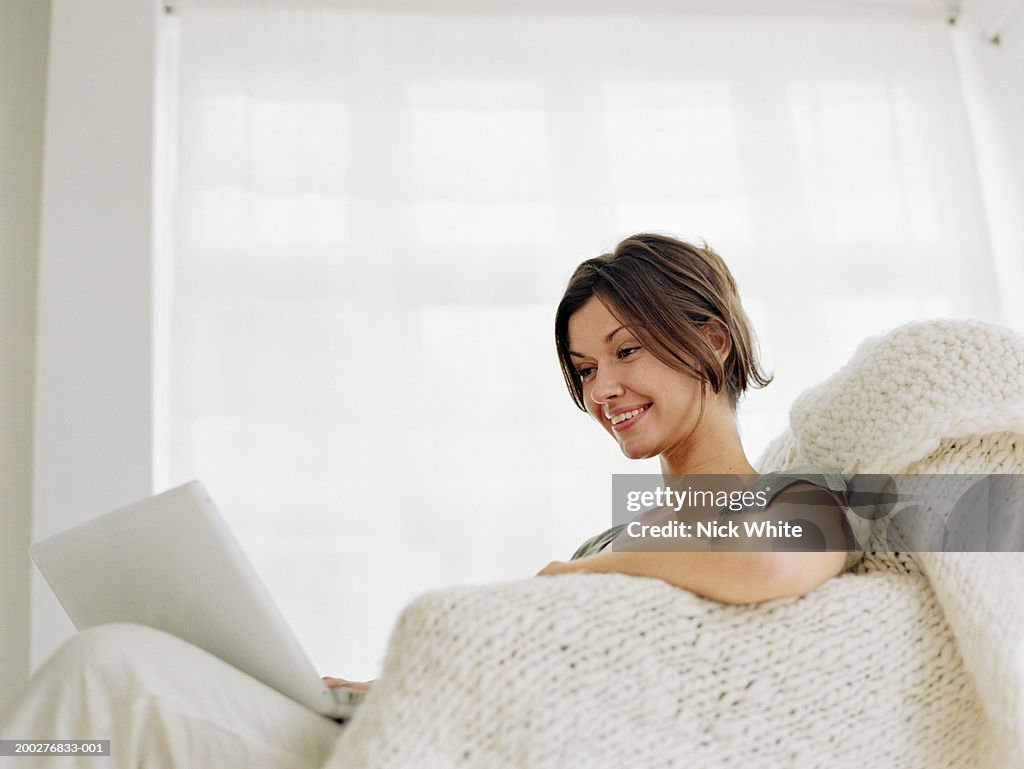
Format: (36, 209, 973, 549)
(567, 295, 708, 462)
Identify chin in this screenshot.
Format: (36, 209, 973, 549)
(617, 441, 659, 461)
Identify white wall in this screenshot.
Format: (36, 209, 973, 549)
(0, 0, 50, 716)
(30, 0, 160, 670)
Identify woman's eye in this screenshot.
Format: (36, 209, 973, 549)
(576, 366, 596, 380)
(618, 346, 641, 359)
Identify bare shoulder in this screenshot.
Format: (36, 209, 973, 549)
(759, 479, 851, 590)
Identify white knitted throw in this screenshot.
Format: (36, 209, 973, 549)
(325, 320, 1024, 769)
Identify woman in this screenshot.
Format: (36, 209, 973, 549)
(0, 233, 855, 768)
(535, 233, 855, 603)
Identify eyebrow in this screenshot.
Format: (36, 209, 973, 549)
(568, 325, 627, 358)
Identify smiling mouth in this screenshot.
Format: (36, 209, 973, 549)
(610, 403, 652, 430)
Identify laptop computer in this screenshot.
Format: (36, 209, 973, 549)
(29, 480, 365, 720)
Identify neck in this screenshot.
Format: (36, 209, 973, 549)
(658, 403, 757, 478)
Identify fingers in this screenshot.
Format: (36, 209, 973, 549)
(322, 676, 374, 691)
(536, 560, 568, 576)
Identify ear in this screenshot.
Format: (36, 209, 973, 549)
(702, 318, 732, 366)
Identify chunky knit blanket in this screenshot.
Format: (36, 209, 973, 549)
(325, 320, 1024, 769)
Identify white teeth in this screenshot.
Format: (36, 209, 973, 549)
(610, 405, 649, 425)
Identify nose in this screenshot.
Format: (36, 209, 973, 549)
(588, 367, 625, 408)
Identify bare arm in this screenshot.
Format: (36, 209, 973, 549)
(538, 549, 844, 604)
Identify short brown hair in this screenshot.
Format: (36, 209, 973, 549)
(555, 233, 772, 411)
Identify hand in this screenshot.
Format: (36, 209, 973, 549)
(536, 560, 574, 576)
(323, 676, 375, 692)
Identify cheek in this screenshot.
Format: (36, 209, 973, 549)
(668, 382, 704, 420)
(581, 394, 606, 426)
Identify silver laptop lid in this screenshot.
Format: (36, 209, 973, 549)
(30, 481, 346, 717)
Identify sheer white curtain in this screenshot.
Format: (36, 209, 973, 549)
(952, 0, 1024, 330)
(160, 0, 1000, 678)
